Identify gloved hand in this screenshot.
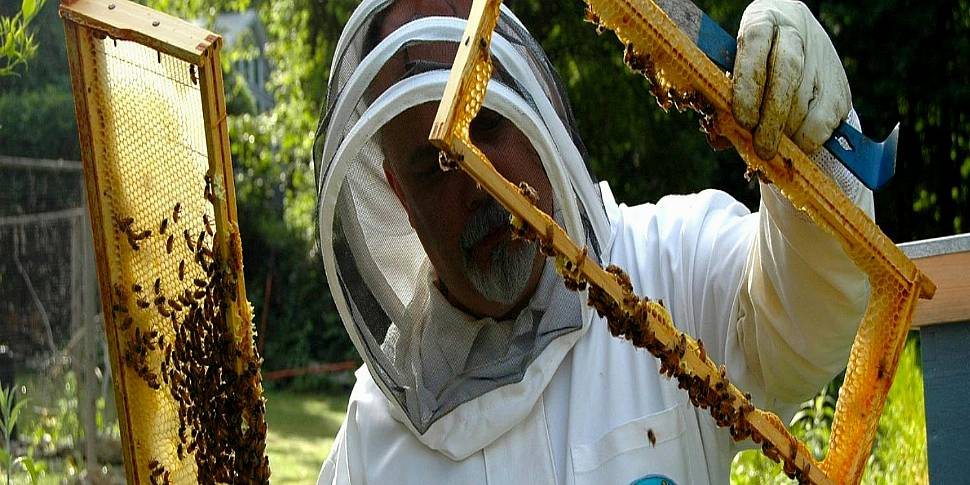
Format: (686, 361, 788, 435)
(732, 0, 851, 161)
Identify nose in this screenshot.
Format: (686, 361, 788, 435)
(450, 169, 488, 213)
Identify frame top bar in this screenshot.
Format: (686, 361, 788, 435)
(59, 0, 220, 64)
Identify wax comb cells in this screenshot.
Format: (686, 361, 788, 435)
(61, 0, 269, 483)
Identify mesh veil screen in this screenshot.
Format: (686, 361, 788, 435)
(330, 112, 585, 431)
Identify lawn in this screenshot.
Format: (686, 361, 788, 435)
(264, 390, 349, 484)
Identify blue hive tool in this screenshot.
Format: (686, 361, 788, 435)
(656, 0, 899, 190)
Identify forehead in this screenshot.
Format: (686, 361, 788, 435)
(376, 0, 473, 39)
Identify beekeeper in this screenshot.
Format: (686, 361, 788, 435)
(313, 0, 872, 483)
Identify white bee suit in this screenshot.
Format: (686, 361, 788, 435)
(314, 1, 872, 483)
(318, 174, 872, 484)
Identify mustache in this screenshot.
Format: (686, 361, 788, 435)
(459, 197, 511, 255)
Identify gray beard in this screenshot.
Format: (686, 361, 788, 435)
(459, 198, 538, 305)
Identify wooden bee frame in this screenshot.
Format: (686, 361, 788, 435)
(429, 0, 936, 483)
(60, 0, 268, 483)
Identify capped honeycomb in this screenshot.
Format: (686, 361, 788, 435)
(61, 0, 269, 483)
(429, 0, 935, 484)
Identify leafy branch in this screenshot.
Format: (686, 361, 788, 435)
(0, 0, 48, 78)
(1, 385, 26, 485)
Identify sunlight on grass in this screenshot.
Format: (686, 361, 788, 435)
(264, 389, 349, 484)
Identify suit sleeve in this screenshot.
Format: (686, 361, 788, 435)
(317, 418, 353, 485)
(726, 112, 873, 417)
(730, 177, 872, 407)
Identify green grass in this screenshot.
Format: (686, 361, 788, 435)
(264, 389, 349, 484)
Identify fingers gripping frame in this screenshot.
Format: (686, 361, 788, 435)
(61, 0, 269, 483)
(429, 0, 935, 483)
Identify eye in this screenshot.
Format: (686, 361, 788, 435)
(470, 108, 504, 141)
(405, 146, 442, 178)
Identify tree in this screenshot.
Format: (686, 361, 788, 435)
(0, 0, 47, 77)
(821, 0, 970, 241)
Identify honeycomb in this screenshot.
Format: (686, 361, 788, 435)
(61, 0, 269, 483)
(429, 0, 935, 484)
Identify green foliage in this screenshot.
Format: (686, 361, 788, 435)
(0, 0, 47, 78)
(820, 0, 970, 241)
(6, 371, 120, 485)
(0, 0, 69, 93)
(10, 458, 43, 485)
(512, 0, 757, 208)
(0, 84, 79, 160)
(1, 385, 26, 485)
(0, 384, 37, 485)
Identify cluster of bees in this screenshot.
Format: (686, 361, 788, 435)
(109, 172, 269, 484)
(148, 459, 171, 485)
(504, 179, 817, 483)
(621, 42, 726, 149)
(620, 34, 777, 184)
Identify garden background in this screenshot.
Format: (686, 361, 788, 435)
(0, 0, 967, 482)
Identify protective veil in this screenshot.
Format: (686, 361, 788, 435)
(314, 0, 610, 444)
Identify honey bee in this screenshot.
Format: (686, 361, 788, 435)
(178, 260, 186, 281)
(127, 233, 140, 251)
(160, 218, 168, 235)
(154, 278, 161, 295)
(136, 298, 150, 309)
(189, 65, 198, 85)
(203, 214, 213, 236)
(173, 202, 181, 223)
(647, 428, 656, 447)
(184, 229, 195, 251)
(166, 235, 174, 254)
(194, 278, 207, 288)
(132, 283, 143, 293)
(118, 216, 134, 232)
(154, 295, 166, 306)
(204, 174, 213, 199)
(121, 316, 133, 330)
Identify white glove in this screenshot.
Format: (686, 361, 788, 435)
(732, 0, 851, 160)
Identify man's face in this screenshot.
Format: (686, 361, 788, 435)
(382, 103, 555, 319)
